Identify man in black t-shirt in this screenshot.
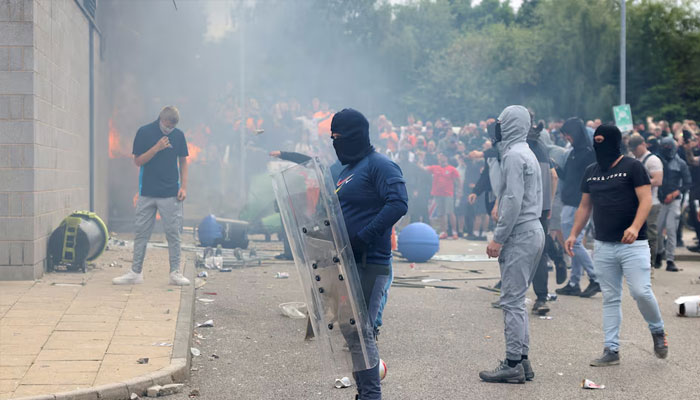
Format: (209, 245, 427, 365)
(113, 106, 191, 286)
(565, 125, 667, 367)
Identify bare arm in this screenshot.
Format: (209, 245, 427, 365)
(649, 170, 663, 188)
(623, 184, 652, 243)
(550, 167, 558, 201)
(564, 193, 593, 256)
(179, 157, 188, 191)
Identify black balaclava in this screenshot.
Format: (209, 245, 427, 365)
(647, 136, 660, 155)
(659, 136, 677, 161)
(593, 124, 622, 171)
(330, 108, 374, 165)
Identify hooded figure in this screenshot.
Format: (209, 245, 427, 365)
(330, 108, 407, 400)
(480, 105, 545, 384)
(593, 125, 623, 171)
(559, 118, 596, 208)
(331, 108, 374, 165)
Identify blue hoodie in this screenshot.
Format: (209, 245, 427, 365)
(331, 109, 408, 265)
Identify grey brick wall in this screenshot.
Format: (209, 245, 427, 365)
(0, 0, 100, 280)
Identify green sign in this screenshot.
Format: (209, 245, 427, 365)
(613, 104, 633, 132)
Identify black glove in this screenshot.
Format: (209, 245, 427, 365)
(350, 235, 369, 256)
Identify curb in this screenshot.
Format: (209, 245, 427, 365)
(12, 261, 196, 400)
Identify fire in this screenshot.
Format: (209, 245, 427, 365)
(184, 124, 211, 164)
(108, 118, 126, 158)
(187, 143, 203, 162)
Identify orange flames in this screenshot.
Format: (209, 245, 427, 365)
(108, 118, 127, 159)
(185, 124, 211, 163)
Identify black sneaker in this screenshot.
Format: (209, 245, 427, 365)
(532, 300, 550, 315)
(521, 359, 534, 381)
(555, 282, 581, 296)
(580, 281, 601, 298)
(555, 261, 567, 284)
(478, 360, 525, 383)
(666, 261, 679, 272)
(466, 233, 479, 241)
(687, 244, 700, 253)
(475, 235, 488, 241)
(652, 331, 668, 359)
(590, 347, 620, 367)
(653, 253, 662, 269)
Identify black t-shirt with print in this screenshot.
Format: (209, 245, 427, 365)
(581, 157, 651, 242)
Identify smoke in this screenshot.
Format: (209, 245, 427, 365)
(202, 1, 236, 43)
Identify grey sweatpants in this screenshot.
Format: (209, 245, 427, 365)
(131, 195, 183, 274)
(656, 199, 681, 262)
(498, 222, 545, 361)
(646, 204, 660, 264)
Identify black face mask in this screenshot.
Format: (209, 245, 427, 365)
(592, 125, 622, 171)
(660, 145, 675, 161)
(332, 136, 373, 165)
(494, 122, 502, 144)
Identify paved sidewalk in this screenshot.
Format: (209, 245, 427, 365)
(0, 237, 191, 399)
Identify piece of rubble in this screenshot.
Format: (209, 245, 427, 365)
(137, 357, 149, 364)
(189, 389, 200, 398)
(146, 385, 162, 398)
(158, 384, 185, 396)
(130, 393, 140, 400)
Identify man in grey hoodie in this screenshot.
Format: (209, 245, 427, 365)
(480, 105, 545, 384)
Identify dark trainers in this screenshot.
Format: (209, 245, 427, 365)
(555, 261, 567, 284)
(532, 300, 550, 315)
(666, 261, 679, 272)
(555, 282, 581, 296)
(590, 347, 620, 367)
(652, 331, 668, 359)
(478, 360, 525, 383)
(580, 281, 601, 298)
(521, 359, 534, 381)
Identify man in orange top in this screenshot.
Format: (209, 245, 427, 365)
(425, 152, 462, 239)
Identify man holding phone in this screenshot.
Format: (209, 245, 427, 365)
(113, 106, 190, 286)
(565, 125, 667, 367)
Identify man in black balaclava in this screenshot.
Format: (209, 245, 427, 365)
(565, 124, 667, 366)
(655, 136, 691, 271)
(331, 108, 408, 400)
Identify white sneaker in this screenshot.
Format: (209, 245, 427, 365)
(112, 270, 144, 285)
(169, 271, 190, 286)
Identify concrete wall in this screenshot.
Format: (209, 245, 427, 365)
(0, 0, 102, 280)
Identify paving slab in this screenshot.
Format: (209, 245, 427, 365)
(0, 235, 194, 399)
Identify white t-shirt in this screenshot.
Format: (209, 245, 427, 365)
(636, 151, 663, 205)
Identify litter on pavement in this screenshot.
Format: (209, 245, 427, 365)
(674, 295, 700, 317)
(280, 302, 307, 319)
(197, 319, 214, 328)
(334, 377, 352, 389)
(582, 379, 605, 389)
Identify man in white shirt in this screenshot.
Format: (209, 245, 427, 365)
(629, 134, 663, 274)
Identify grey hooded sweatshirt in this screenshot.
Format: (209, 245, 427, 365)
(493, 106, 543, 244)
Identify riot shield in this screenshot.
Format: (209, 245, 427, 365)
(271, 158, 377, 376)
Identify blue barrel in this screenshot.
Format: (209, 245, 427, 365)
(198, 215, 223, 247)
(397, 222, 440, 262)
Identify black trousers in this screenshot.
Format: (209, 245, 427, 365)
(532, 214, 550, 301)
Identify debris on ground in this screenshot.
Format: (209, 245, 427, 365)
(279, 302, 307, 319)
(130, 393, 140, 400)
(275, 272, 289, 279)
(209, 353, 219, 360)
(197, 298, 214, 303)
(152, 342, 173, 347)
(539, 316, 553, 320)
(581, 379, 605, 389)
(675, 295, 700, 317)
(194, 278, 207, 288)
(137, 357, 149, 364)
(197, 319, 214, 328)
(197, 271, 208, 278)
(220, 268, 232, 272)
(203, 292, 217, 295)
(190, 347, 201, 356)
(189, 389, 200, 398)
(334, 377, 352, 389)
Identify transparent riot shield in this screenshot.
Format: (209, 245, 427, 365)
(271, 158, 377, 377)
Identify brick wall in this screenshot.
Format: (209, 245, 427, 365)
(0, 0, 98, 280)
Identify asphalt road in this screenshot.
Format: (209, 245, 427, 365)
(174, 238, 700, 400)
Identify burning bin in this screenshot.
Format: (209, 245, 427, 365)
(47, 211, 109, 273)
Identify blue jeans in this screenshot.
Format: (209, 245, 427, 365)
(594, 240, 664, 352)
(375, 268, 393, 329)
(560, 205, 596, 285)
